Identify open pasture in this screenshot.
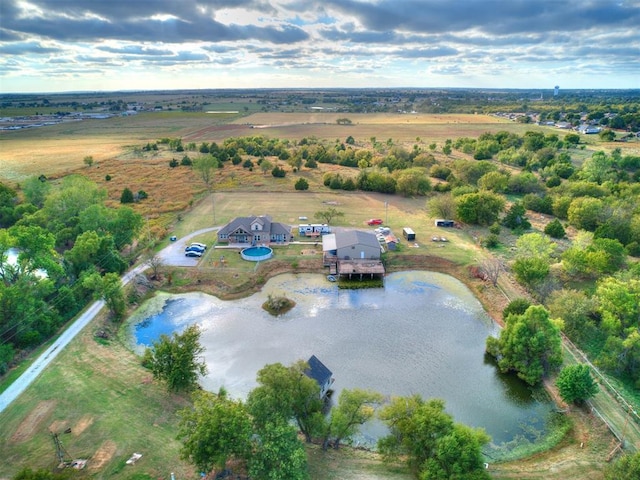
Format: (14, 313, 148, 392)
(1, 111, 544, 183)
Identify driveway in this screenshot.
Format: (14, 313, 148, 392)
(158, 227, 219, 266)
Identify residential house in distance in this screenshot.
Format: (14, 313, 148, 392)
(305, 355, 334, 400)
(322, 229, 385, 279)
(217, 215, 292, 245)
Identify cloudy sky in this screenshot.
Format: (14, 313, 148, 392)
(1, 0, 639, 93)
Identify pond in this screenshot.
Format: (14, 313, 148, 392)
(129, 271, 555, 450)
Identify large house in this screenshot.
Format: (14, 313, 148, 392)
(322, 229, 385, 279)
(217, 215, 292, 245)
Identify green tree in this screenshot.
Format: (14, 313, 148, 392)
(502, 298, 531, 319)
(22, 176, 50, 208)
(378, 395, 490, 479)
(604, 451, 640, 480)
(120, 187, 134, 204)
(512, 257, 550, 288)
(595, 276, 640, 335)
(427, 193, 456, 220)
(83, 155, 94, 167)
(193, 155, 219, 189)
(455, 191, 505, 226)
(323, 389, 383, 449)
(556, 365, 598, 405)
(144, 324, 208, 392)
(488, 305, 563, 385)
(8, 224, 62, 280)
(547, 289, 596, 342)
(421, 422, 491, 480)
(502, 202, 531, 231)
(247, 360, 323, 442)
(177, 389, 252, 473)
(515, 232, 556, 261)
(580, 151, 613, 184)
(82, 272, 126, 319)
(248, 422, 309, 480)
(314, 207, 344, 225)
(567, 197, 604, 231)
(478, 171, 509, 193)
(599, 129, 615, 142)
(259, 158, 273, 176)
(395, 168, 432, 197)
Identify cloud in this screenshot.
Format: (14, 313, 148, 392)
(0, 41, 61, 55)
(97, 45, 174, 56)
(0, 0, 638, 91)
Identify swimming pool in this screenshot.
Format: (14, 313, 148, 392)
(241, 246, 273, 261)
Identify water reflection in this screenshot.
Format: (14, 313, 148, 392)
(129, 271, 553, 447)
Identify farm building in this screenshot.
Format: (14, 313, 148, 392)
(217, 215, 292, 245)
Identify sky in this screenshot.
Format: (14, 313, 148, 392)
(1, 0, 639, 93)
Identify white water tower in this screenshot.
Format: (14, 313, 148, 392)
(554, 85, 559, 97)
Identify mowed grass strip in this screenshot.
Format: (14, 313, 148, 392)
(0, 314, 194, 480)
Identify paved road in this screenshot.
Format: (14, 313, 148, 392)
(0, 228, 218, 414)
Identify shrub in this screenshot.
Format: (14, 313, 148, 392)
(544, 219, 566, 238)
(120, 187, 134, 204)
(105, 174, 111, 181)
(169, 158, 179, 168)
(483, 233, 500, 248)
(294, 178, 309, 191)
(272, 166, 286, 178)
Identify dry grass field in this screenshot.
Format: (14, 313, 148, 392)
(0, 111, 536, 184)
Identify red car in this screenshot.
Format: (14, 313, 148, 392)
(367, 218, 383, 225)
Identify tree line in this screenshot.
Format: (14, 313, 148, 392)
(0, 175, 143, 373)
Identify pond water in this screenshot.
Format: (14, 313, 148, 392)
(129, 271, 554, 449)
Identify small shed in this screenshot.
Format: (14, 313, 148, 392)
(305, 355, 335, 399)
(402, 227, 415, 241)
(435, 219, 455, 228)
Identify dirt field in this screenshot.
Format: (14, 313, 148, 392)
(10, 400, 57, 444)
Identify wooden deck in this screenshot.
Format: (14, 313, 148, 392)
(337, 259, 385, 278)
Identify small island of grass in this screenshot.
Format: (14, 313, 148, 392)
(262, 293, 296, 316)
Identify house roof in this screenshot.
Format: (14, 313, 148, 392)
(334, 229, 380, 250)
(322, 233, 337, 251)
(218, 215, 290, 237)
(305, 355, 332, 386)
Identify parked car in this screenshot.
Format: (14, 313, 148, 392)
(185, 245, 205, 253)
(185, 250, 202, 257)
(190, 242, 207, 249)
(367, 218, 383, 225)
